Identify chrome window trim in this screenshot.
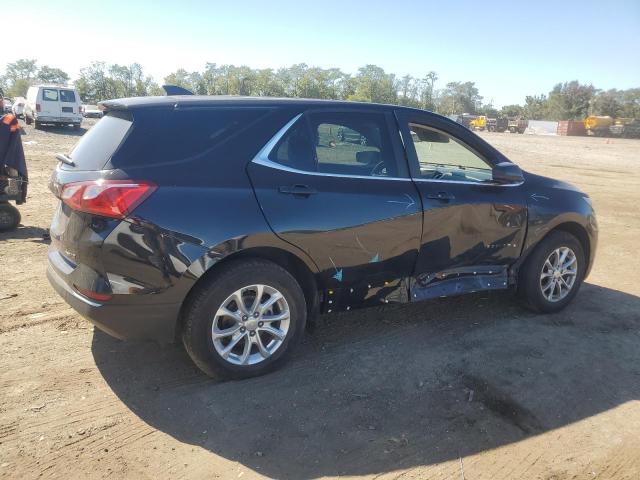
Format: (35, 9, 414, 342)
(251, 113, 411, 182)
(413, 177, 524, 187)
(251, 113, 523, 187)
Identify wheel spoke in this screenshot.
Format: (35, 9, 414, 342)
(259, 292, 283, 313)
(212, 324, 241, 339)
(239, 335, 252, 364)
(558, 248, 569, 266)
(260, 325, 286, 341)
(261, 311, 290, 323)
(562, 255, 576, 270)
(220, 332, 245, 358)
(255, 334, 270, 358)
(249, 284, 264, 314)
(216, 306, 242, 322)
(233, 290, 249, 315)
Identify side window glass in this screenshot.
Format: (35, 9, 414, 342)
(408, 123, 492, 183)
(59, 90, 76, 102)
(269, 112, 398, 177)
(43, 89, 59, 101)
(269, 120, 316, 171)
(313, 113, 396, 177)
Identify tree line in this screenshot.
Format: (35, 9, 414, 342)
(2, 59, 639, 121)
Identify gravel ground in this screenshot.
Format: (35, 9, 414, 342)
(1, 121, 639, 479)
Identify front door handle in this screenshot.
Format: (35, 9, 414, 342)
(425, 191, 455, 201)
(278, 184, 318, 196)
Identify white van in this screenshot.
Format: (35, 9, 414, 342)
(24, 85, 83, 130)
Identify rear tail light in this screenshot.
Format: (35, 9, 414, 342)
(36, 103, 41, 112)
(74, 285, 113, 302)
(60, 179, 156, 219)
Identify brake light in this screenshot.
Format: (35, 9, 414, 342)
(61, 180, 156, 219)
(74, 285, 113, 302)
(36, 103, 41, 112)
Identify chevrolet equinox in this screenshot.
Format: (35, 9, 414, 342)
(47, 95, 597, 379)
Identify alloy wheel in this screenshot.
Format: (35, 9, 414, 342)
(539, 247, 578, 302)
(211, 284, 290, 366)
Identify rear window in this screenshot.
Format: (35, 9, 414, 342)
(107, 107, 270, 168)
(67, 114, 132, 170)
(42, 89, 58, 101)
(60, 90, 76, 102)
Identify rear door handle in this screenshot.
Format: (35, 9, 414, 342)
(278, 184, 317, 196)
(425, 191, 455, 201)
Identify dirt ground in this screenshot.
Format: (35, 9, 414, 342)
(1, 121, 639, 480)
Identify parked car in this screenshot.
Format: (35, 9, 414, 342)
(47, 96, 597, 379)
(82, 105, 103, 118)
(24, 85, 83, 129)
(3, 97, 13, 113)
(11, 97, 26, 118)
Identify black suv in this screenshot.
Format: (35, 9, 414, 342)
(47, 96, 597, 379)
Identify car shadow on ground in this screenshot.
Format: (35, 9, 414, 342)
(0, 225, 50, 243)
(33, 125, 88, 136)
(92, 283, 640, 479)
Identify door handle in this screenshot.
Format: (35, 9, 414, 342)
(278, 184, 317, 196)
(425, 191, 455, 201)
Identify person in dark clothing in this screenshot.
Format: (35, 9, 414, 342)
(0, 113, 28, 204)
(0, 113, 27, 231)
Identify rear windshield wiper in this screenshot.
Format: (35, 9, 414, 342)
(55, 153, 75, 167)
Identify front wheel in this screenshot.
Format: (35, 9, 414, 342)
(182, 259, 307, 379)
(518, 231, 585, 313)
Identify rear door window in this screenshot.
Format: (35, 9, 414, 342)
(59, 90, 76, 102)
(42, 88, 59, 101)
(270, 111, 401, 177)
(66, 114, 132, 170)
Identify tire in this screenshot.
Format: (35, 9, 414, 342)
(34, 120, 42, 130)
(518, 231, 585, 313)
(73, 123, 81, 131)
(25, 114, 32, 125)
(0, 203, 21, 232)
(182, 259, 307, 379)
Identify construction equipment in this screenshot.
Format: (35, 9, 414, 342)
(584, 116, 614, 136)
(508, 117, 528, 134)
(486, 117, 508, 132)
(469, 115, 487, 131)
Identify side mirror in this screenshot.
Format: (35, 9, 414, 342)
(492, 162, 524, 185)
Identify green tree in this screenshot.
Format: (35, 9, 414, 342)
(4, 59, 38, 84)
(523, 95, 549, 120)
(348, 65, 397, 104)
(547, 81, 596, 120)
(591, 89, 622, 118)
(36, 66, 70, 84)
(437, 81, 482, 115)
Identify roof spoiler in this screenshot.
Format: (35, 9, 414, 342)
(162, 85, 194, 96)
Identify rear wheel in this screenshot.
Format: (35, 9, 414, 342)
(518, 231, 585, 313)
(0, 203, 21, 232)
(182, 259, 307, 379)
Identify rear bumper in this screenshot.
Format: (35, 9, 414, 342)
(34, 115, 81, 124)
(47, 265, 180, 343)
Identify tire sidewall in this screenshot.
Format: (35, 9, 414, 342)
(520, 231, 585, 313)
(184, 261, 306, 379)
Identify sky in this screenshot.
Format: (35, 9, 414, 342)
(3, 0, 639, 107)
